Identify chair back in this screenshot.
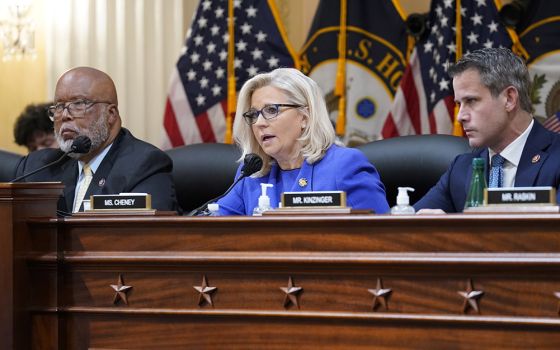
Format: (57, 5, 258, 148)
(0, 150, 23, 182)
(166, 143, 241, 213)
(357, 135, 471, 207)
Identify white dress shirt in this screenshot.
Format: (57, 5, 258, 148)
(488, 119, 534, 187)
(72, 143, 113, 210)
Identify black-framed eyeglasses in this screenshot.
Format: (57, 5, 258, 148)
(242, 103, 303, 125)
(47, 100, 112, 121)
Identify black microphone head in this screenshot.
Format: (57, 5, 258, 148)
(241, 153, 263, 177)
(70, 135, 92, 154)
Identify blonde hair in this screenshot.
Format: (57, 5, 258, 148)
(233, 68, 336, 176)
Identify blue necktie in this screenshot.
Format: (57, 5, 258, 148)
(489, 154, 505, 188)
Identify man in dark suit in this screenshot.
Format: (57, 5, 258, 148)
(15, 67, 179, 214)
(414, 48, 560, 213)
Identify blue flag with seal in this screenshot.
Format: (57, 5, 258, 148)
(300, 0, 410, 146)
(517, 1, 560, 126)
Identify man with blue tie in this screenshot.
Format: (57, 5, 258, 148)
(414, 47, 560, 213)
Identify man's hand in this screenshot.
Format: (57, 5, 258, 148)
(416, 208, 446, 215)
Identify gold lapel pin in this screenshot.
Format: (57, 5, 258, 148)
(531, 154, 541, 164)
(298, 178, 308, 187)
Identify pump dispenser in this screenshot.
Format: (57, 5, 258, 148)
(390, 187, 415, 214)
(253, 183, 274, 216)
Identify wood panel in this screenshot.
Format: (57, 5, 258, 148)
(2, 195, 560, 348)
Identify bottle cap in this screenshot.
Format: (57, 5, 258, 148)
(396, 187, 414, 205)
(472, 157, 485, 168)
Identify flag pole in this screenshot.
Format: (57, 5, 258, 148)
(226, 0, 236, 144)
(334, 0, 347, 137)
(452, 0, 464, 137)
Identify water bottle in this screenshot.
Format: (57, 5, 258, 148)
(464, 158, 487, 209)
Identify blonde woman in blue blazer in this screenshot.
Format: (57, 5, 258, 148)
(217, 68, 389, 215)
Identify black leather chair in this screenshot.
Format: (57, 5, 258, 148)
(166, 143, 242, 213)
(357, 135, 472, 207)
(0, 150, 23, 182)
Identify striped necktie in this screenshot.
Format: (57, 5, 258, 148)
(488, 154, 505, 188)
(73, 164, 93, 212)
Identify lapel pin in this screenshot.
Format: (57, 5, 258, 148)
(98, 178, 106, 187)
(298, 178, 308, 187)
(531, 154, 541, 164)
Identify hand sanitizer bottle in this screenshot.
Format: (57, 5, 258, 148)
(390, 187, 416, 215)
(253, 183, 273, 216)
(207, 203, 220, 216)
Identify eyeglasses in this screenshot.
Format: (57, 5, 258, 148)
(242, 103, 303, 125)
(47, 100, 112, 121)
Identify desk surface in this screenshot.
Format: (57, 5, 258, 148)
(8, 214, 554, 348)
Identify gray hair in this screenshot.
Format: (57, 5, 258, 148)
(233, 68, 336, 176)
(448, 47, 532, 113)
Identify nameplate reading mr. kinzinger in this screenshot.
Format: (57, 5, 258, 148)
(282, 191, 346, 208)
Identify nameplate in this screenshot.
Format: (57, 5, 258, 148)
(485, 186, 556, 205)
(91, 193, 152, 210)
(282, 191, 346, 208)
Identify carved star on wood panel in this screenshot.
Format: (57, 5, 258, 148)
(458, 279, 484, 314)
(280, 276, 303, 309)
(554, 292, 560, 315)
(368, 278, 392, 311)
(110, 274, 133, 305)
(193, 275, 217, 307)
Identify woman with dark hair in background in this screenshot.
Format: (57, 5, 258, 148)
(14, 102, 58, 152)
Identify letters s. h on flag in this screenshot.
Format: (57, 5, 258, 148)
(386, 0, 520, 138)
(300, 0, 410, 146)
(162, 0, 298, 149)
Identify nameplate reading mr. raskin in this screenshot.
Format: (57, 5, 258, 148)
(282, 191, 346, 208)
(486, 186, 556, 205)
(91, 193, 152, 210)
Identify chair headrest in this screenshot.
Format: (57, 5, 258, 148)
(166, 143, 242, 212)
(357, 135, 472, 206)
(0, 150, 23, 182)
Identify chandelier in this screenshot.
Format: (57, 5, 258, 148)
(0, 0, 36, 61)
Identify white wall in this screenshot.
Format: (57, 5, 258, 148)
(44, 0, 192, 147)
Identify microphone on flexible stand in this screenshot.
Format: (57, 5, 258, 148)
(11, 135, 92, 183)
(189, 153, 263, 216)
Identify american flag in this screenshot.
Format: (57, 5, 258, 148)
(384, 0, 518, 138)
(162, 0, 297, 148)
(543, 112, 560, 133)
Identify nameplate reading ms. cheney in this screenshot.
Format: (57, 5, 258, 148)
(91, 194, 152, 210)
(282, 191, 346, 208)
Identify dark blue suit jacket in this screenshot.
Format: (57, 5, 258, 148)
(15, 128, 179, 214)
(414, 121, 560, 212)
(218, 144, 390, 215)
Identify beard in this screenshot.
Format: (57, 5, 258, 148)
(55, 113, 110, 159)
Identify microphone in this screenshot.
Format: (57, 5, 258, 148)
(11, 135, 92, 182)
(69, 135, 92, 154)
(189, 153, 263, 216)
